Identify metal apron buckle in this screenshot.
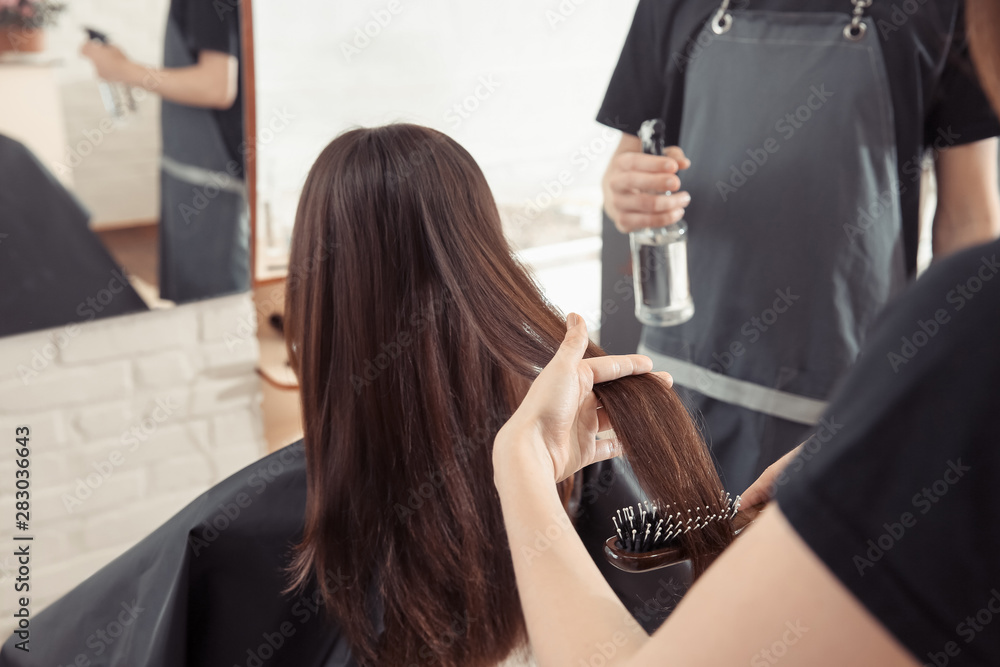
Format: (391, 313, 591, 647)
(711, 0, 733, 35)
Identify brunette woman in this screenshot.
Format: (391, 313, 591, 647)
(282, 123, 732, 666)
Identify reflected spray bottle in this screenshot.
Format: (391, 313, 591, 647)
(629, 119, 694, 327)
(84, 27, 137, 121)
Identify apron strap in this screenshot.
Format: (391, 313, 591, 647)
(638, 345, 828, 426)
(712, 0, 874, 39)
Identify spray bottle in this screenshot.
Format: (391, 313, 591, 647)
(84, 27, 136, 120)
(629, 119, 695, 327)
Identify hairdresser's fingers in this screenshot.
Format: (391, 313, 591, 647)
(739, 468, 777, 509)
(579, 392, 603, 437)
(585, 354, 653, 384)
(609, 171, 683, 196)
(615, 211, 685, 234)
(615, 191, 689, 213)
(739, 441, 806, 507)
(554, 314, 590, 370)
(522, 313, 588, 420)
(663, 145, 692, 170)
(653, 371, 674, 389)
(596, 408, 611, 434)
(591, 436, 623, 465)
(577, 393, 617, 466)
(614, 151, 682, 175)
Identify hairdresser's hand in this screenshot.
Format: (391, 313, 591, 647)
(494, 313, 671, 483)
(602, 134, 692, 233)
(81, 41, 136, 83)
(739, 442, 805, 508)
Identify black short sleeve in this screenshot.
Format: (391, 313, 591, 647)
(596, 0, 673, 136)
(183, 0, 240, 57)
(777, 238, 1000, 665)
(925, 4, 1000, 147)
(167, 0, 245, 169)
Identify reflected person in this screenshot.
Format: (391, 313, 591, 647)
(82, 0, 249, 303)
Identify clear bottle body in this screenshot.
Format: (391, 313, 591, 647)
(629, 220, 695, 327)
(97, 82, 136, 120)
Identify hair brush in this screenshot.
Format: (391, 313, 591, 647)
(604, 495, 766, 573)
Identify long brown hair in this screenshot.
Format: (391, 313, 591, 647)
(284, 124, 731, 666)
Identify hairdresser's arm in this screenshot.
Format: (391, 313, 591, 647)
(493, 317, 920, 667)
(932, 138, 1000, 258)
(80, 42, 238, 110)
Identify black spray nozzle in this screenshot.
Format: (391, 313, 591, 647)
(85, 27, 110, 44)
(638, 119, 666, 156)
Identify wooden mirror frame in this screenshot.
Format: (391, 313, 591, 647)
(240, 0, 280, 290)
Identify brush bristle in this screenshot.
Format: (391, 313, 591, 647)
(612, 492, 741, 553)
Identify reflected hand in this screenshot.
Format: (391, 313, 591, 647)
(603, 144, 692, 233)
(494, 313, 670, 483)
(81, 41, 134, 83)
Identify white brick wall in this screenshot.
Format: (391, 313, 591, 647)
(0, 292, 266, 636)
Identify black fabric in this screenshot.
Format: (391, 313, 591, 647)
(0, 437, 666, 660)
(167, 0, 244, 174)
(0, 134, 148, 338)
(157, 168, 250, 303)
(0, 442, 347, 666)
(777, 237, 1000, 666)
(597, 0, 1000, 276)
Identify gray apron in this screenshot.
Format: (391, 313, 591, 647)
(640, 0, 906, 493)
(158, 17, 250, 304)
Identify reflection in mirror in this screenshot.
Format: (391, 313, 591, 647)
(0, 0, 250, 338)
(251, 1, 636, 340)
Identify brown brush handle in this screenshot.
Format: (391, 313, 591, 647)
(604, 502, 770, 573)
(604, 536, 687, 573)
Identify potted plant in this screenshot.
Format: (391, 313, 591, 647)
(0, 0, 66, 54)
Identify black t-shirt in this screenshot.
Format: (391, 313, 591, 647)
(597, 0, 1000, 275)
(168, 0, 244, 175)
(777, 237, 1000, 665)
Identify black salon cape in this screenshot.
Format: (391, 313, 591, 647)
(0, 448, 684, 665)
(0, 443, 350, 667)
(0, 134, 148, 337)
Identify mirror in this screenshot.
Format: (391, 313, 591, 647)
(0, 0, 251, 338)
(249, 0, 637, 336)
